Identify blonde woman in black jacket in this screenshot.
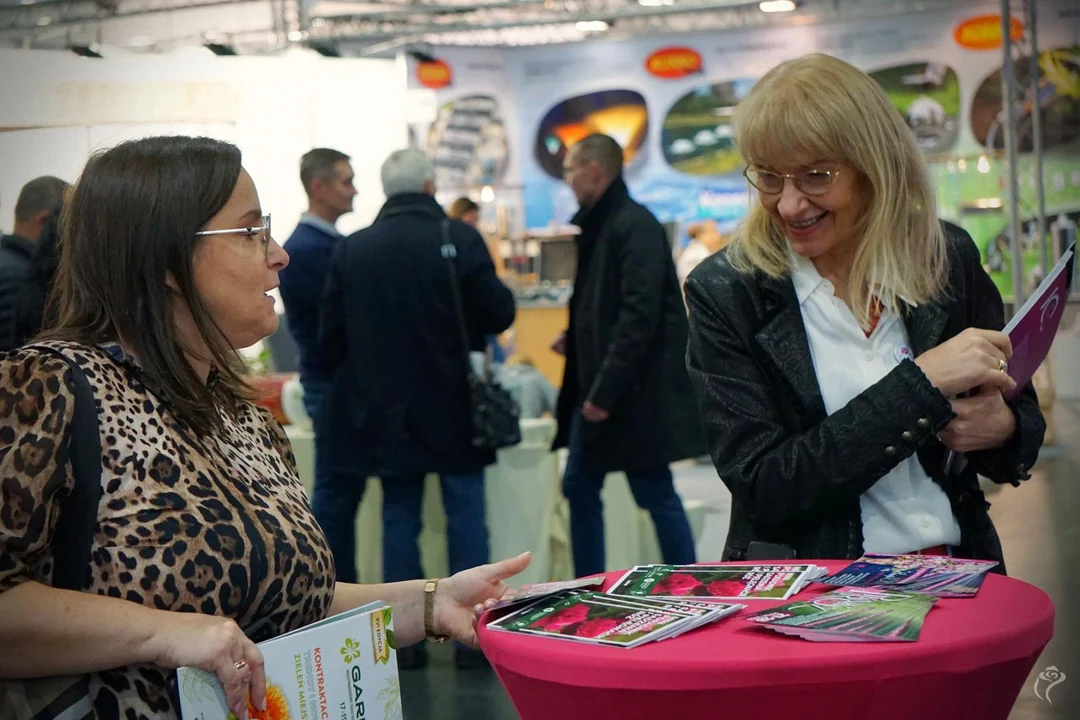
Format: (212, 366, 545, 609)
(685, 54, 1043, 571)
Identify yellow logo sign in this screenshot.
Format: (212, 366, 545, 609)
(371, 609, 393, 665)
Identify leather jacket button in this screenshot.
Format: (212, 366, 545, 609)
(885, 446, 898, 457)
(901, 431, 914, 442)
(917, 418, 930, 429)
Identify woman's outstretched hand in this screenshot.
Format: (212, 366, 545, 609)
(433, 552, 532, 648)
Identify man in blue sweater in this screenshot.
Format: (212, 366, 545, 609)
(278, 148, 362, 576)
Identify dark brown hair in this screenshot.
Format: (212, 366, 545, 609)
(41, 135, 250, 432)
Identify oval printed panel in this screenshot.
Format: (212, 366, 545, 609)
(868, 61, 961, 154)
(661, 78, 755, 176)
(534, 89, 649, 180)
(971, 46, 1080, 152)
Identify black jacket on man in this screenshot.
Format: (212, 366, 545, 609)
(320, 193, 516, 477)
(684, 223, 1044, 572)
(554, 177, 706, 473)
(0, 233, 35, 351)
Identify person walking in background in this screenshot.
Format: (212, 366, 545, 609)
(447, 197, 480, 227)
(684, 55, 1043, 568)
(553, 134, 704, 579)
(677, 219, 729, 290)
(277, 148, 364, 572)
(447, 195, 508, 363)
(0, 175, 67, 351)
(321, 148, 516, 669)
(9, 207, 62, 347)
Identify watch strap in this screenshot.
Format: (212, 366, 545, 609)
(424, 578, 450, 643)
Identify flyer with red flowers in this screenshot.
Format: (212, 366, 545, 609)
(487, 591, 743, 647)
(607, 564, 828, 601)
(744, 586, 937, 642)
(487, 576, 605, 610)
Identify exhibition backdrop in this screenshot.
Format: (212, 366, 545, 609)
(408, 1, 1080, 295)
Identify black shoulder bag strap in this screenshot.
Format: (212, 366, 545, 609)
(439, 220, 477, 370)
(35, 347, 102, 591)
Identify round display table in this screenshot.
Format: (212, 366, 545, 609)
(478, 560, 1054, 720)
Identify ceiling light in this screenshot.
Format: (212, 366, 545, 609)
(575, 20, 609, 32)
(759, 0, 797, 11)
(287, 30, 305, 42)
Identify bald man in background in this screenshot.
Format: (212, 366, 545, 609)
(553, 134, 705, 578)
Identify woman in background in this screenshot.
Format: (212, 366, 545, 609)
(447, 196, 480, 227)
(684, 54, 1043, 570)
(448, 195, 508, 363)
(677, 219, 728, 290)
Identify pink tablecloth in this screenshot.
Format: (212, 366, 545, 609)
(478, 561, 1054, 720)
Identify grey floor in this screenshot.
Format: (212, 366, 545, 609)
(400, 401, 1080, 720)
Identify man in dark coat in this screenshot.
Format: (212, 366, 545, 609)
(277, 148, 363, 579)
(554, 134, 705, 578)
(321, 148, 515, 668)
(0, 176, 67, 351)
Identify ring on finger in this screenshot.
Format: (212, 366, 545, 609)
(998, 359, 1009, 373)
(234, 660, 248, 671)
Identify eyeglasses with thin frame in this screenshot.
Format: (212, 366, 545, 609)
(743, 167, 842, 196)
(194, 214, 272, 249)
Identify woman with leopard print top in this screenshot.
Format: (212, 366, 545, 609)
(0, 136, 531, 720)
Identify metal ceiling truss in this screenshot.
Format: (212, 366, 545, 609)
(307, 0, 977, 48)
(0, 0, 992, 50)
(311, 0, 761, 42)
(0, 0, 262, 34)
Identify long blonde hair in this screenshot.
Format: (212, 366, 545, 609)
(728, 53, 948, 328)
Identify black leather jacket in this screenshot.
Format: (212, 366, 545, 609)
(684, 224, 1044, 573)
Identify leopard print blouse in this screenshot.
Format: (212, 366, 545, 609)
(0, 342, 336, 719)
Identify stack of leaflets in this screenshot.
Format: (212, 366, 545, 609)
(487, 576, 605, 610)
(814, 554, 999, 597)
(176, 602, 401, 720)
(487, 590, 744, 648)
(606, 563, 829, 601)
(744, 586, 938, 642)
